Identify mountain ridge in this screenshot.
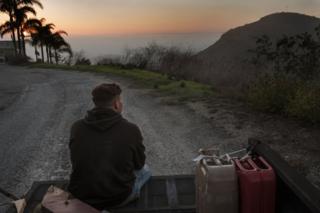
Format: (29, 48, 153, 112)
(193, 12, 320, 90)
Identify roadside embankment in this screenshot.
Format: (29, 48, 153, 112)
(30, 63, 216, 104)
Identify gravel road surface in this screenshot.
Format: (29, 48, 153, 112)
(0, 65, 228, 200)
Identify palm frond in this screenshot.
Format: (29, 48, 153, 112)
(16, 0, 43, 9)
(0, 20, 14, 37)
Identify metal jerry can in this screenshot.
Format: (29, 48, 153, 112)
(196, 157, 239, 213)
(234, 156, 276, 213)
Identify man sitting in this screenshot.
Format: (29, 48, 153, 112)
(68, 83, 151, 210)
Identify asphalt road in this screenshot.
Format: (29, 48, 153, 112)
(0, 65, 225, 200)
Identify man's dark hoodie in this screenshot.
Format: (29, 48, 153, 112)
(68, 107, 146, 210)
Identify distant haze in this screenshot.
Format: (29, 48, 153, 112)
(26, 32, 222, 62)
(22, 0, 320, 35)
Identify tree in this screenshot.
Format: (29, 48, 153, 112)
(15, 0, 42, 55)
(24, 17, 41, 61)
(0, 20, 15, 38)
(49, 31, 72, 64)
(14, 4, 36, 55)
(0, 0, 43, 56)
(26, 18, 71, 64)
(250, 27, 320, 81)
(74, 51, 91, 65)
(28, 18, 54, 62)
(0, 0, 18, 55)
(1, 0, 72, 63)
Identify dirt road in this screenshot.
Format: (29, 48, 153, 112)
(0, 65, 228, 200)
(0, 65, 319, 202)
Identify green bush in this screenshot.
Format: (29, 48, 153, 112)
(246, 74, 297, 113)
(153, 83, 159, 89)
(180, 81, 186, 88)
(247, 73, 320, 123)
(286, 84, 320, 123)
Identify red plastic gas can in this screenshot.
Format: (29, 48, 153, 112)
(234, 156, 276, 213)
(250, 156, 276, 213)
(234, 158, 260, 213)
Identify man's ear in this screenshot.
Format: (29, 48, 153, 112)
(114, 100, 119, 110)
(113, 96, 121, 111)
(112, 99, 118, 110)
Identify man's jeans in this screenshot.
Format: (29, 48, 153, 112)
(102, 164, 152, 212)
(118, 164, 152, 206)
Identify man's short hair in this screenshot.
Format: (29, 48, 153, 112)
(92, 83, 122, 107)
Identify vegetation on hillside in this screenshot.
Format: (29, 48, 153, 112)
(0, 0, 72, 64)
(31, 63, 215, 104)
(248, 25, 320, 123)
(95, 43, 197, 81)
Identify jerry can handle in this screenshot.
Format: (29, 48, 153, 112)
(250, 156, 273, 170)
(234, 158, 256, 171)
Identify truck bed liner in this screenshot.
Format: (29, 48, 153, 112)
(22, 175, 196, 213)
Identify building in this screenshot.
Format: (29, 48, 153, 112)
(0, 40, 15, 63)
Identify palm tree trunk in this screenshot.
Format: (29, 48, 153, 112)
(46, 45, 49, 63)
(34, 45, 38, 62)
(9, 13, 18, 56)
(40, 44, 44, 63)
(21, 28, 26, 56)
(49, 47, 52, 64)
(17, 27, 22, 55)
(54, 49, 58, 64)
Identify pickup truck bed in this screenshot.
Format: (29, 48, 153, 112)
(4, 140, 320, 213)
(14, 175, 196, 213)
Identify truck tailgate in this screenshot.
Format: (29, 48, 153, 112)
(22, 175, 196, 213)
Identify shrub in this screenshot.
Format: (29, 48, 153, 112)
(153, 83, 159, 89)
(250, 30, 320, 81)
(246, 74, 297, 113)
(248, 26, 320, 123)
(286, 83, 320, 123)
(120, 43, 195, 79)
(180, 81, 186, 88)
(75, 57, 91, 65)
(72, 51, 91, 65)
(96, 56, 121, 67)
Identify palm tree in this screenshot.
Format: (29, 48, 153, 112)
(14, 4, 36, 55)
(14, 0, 42, 55)
(0, 20, 15, 38)
(28, 18, 55, 62)
(0, 0, 18, 55)
(0, 0, 42, 56)
(23, 17, 41, 60)
(49, 31, 72, 64)
(42, 22, 55, 63)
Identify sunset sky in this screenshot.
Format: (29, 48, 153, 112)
(2, 0, 317, 36)
(1, 0, 320, 59)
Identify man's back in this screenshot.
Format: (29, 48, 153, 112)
(68, 107, 146, 210)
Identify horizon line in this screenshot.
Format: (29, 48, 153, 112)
(66, 30, 224, 37)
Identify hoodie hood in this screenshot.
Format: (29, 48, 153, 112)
(83, 108, 123, 131)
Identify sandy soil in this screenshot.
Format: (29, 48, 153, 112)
(0, 65, 319, 204)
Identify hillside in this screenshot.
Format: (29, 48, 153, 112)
(195, 12, 320, 90)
